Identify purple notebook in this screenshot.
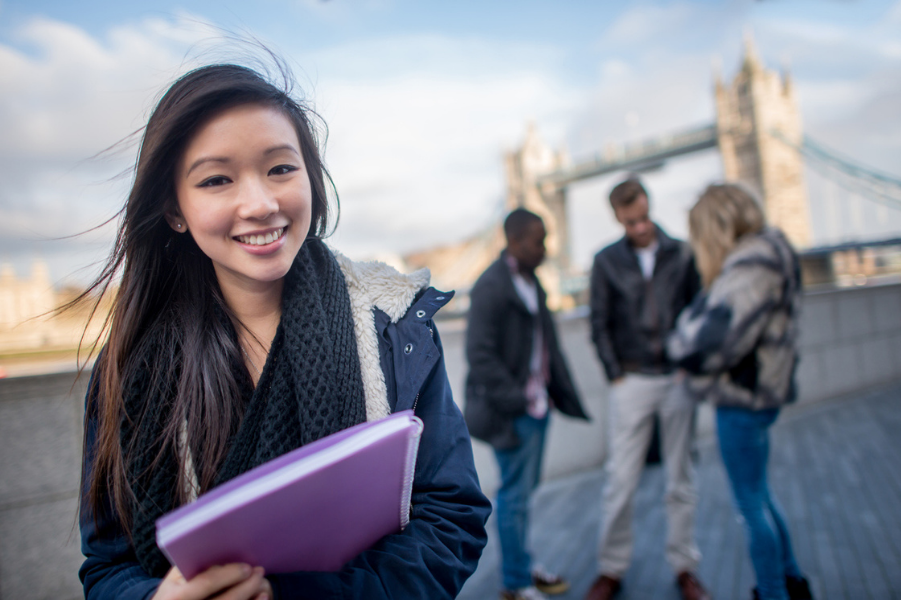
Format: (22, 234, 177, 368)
(155, 410, 423, 579)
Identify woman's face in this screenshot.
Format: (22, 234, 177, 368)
(170, 103, 312, 295)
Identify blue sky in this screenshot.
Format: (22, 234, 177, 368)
(1, 0, 900, 285)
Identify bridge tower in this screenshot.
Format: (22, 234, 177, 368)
(503, 122, 572, 308)
(715, 36, 812, 248)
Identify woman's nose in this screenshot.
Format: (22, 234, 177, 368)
(238, 178, 279, 219)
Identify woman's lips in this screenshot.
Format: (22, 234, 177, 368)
(235, 227, 286, 246)
(234, 226, 288, 255)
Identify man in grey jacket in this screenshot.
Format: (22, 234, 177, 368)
(585, 178, 709, 600)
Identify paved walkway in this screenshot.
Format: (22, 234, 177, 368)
(458, 382, 901, 600)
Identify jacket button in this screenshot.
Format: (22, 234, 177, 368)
(436, 296, 445, 301)
(416, 310, 426, 318)
(404, 343, 413, 355)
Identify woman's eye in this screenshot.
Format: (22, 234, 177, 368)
(198, 176, 231, 188)
(269, 164, 298, 176)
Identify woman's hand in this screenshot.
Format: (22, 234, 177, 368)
(152, 564, 273, 600)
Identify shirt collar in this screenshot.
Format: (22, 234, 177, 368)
(504, 252, 519, 274)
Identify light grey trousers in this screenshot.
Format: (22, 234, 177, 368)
(598, 373, 701, 577)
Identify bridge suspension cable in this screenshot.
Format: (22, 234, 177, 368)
(773, 131, 901, 211)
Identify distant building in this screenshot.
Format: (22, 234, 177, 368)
(0, 261, 57, 352)
(800, 237, 901, 289)
(0, 261, 109, 357)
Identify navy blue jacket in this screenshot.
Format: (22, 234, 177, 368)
(79, 287, 491, 600)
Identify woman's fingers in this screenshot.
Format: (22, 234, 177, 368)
(152, 564, 262, 600)
(187, 564, 256, 599)
(208, 567, 269, 600)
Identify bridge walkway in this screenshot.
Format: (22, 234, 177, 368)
(458, 382, 901, 600)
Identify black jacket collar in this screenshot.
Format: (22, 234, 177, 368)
(490, 250, 544, 315)
(611, 223, 678, 263)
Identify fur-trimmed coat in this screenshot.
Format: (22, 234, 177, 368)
(666, 228, 802, 410)
(79, 252, 491, 600)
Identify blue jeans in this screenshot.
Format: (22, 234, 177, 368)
(494, 414, 549, 590)
(717, 406, 802, 600)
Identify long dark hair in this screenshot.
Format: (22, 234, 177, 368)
(78, 63, 337, 531)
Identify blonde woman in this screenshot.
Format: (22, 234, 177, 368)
(667, 184, 813, 600)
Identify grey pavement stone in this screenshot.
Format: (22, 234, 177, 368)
(459, 382, 901, 600)
(0, 495, 83, 600)
(0, 390, 82, 506)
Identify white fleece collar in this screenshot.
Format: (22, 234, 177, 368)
(333, 250, 431, 422)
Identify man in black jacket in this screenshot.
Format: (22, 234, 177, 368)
(465, 208, 588, 600)
(585, 178, 710, 600)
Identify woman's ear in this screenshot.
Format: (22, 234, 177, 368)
(164, 211, 187, 233)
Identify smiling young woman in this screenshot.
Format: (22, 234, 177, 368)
(75, 61, 490, 600)
(166, 103, 315, 382)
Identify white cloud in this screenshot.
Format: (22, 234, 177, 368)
(274, 33, 582, 258)
(601, 2, 699, 47)
(0, 15, 581, 280)
(0, 15, 215, 160)
(302, 32, 566, 84)
(2, 2, 899, 284)
(292, 0, 396, 21)
(0, 15, 218, 282)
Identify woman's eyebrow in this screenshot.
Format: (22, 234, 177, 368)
(185, 156, 229, 177)
(265, 144, 300, 156)
(184, 145, 299, 177)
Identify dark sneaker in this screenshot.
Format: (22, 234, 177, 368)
(786, 576, 814, 600)
(676, 571, 711, 600)
(584, 575, 621, 600)
(531, 565, 569, 595)
(753, 576, 813, 600)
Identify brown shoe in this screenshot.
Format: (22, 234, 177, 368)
(676, 571, 711, 600)
(584, 575, 621, 600)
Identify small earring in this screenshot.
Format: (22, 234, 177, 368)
(176, 223, 182, 229)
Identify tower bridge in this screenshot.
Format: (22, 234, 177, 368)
(535, 124, 719, 189)
(406, 36, 900, 310)
(503, 36, 811, 306)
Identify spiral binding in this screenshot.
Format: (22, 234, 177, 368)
(399, 416, 424, 529)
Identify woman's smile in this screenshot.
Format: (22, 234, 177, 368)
(234, 226, 289, 254)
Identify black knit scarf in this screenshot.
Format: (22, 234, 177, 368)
(122, 239, 367, 577)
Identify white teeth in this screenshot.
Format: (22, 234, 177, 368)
(238, 227, 284, 246)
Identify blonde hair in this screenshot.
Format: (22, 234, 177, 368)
(689, 184, 765, 288)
